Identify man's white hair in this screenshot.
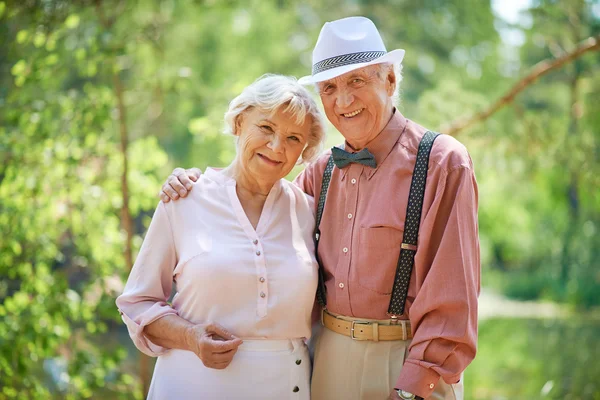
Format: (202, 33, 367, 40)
(376, 62, 403, 105)
(224, 74, 326, 163)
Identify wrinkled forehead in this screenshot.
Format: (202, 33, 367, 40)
(317, 64, 381, 87)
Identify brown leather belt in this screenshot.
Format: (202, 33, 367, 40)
(322, 310, 412, 341)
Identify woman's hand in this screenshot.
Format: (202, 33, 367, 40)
(186, 322, 243, 370)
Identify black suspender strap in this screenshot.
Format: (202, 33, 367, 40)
(314, 155, 335, 307)
(387, 131, 440, 316)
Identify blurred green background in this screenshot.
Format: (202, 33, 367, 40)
(1, 0, 599, 399)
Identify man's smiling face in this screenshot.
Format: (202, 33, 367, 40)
(318, 64, 396, 150)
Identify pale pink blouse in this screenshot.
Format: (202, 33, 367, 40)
(116, 168, 318, 357)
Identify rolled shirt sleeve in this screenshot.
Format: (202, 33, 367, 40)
(116, 201, 179, 357)
(396, 164, 480, 397)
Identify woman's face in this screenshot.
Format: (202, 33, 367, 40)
(235, 106, 312, 183)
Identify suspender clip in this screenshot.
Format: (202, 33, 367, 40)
(401, 243, 417, 251)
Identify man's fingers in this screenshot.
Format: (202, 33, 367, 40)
(159, 192, 171, 203)
(168, 178, 188, 198)
(178, 174, 195, 191)
(172, 167, 186, 177)
(187, 168, 202, 182)
(162, 183, 180, 200)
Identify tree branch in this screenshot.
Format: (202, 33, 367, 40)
(442, 34, 600, 136)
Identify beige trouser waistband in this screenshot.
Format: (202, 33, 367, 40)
(322, 310, 412, 341)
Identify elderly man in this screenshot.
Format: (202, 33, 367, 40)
(161, 16, 479, 400)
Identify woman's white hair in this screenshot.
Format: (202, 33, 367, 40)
(224, 74, 326, 163)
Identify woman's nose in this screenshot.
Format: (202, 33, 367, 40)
(268, 135, 284, 153)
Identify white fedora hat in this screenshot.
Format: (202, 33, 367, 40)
(298, 16, 405, 85)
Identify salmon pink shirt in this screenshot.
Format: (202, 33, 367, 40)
(116, 168, 319, 357)
(294, 110, 480, 398)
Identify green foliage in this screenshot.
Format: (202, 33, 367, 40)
(466, 317, 600, 399)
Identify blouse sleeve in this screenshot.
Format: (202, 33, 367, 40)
(116, 201, 178, 357)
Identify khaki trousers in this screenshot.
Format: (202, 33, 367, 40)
(310, 314, 463, 400)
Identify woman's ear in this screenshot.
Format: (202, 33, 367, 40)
(233, 113, 245, 137)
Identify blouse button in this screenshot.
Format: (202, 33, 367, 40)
(253, 239, 258, 245)
(259, 277, 265, 283)
(347, 213, 352, 219)
(429, 383, 435, 389)
(338, 282, 345, 288)
(351, 178, 357, 184)
(256, 250, 261, 256)
(343, 247, 348, 253)
(260, 292, 266, 298)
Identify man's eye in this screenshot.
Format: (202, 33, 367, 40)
(351, 78, 364, 84)
(322, 85, 334, 93)
(288, 136, 300, 142)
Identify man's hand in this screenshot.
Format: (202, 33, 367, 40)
(185, 322, 243, 370)
(159, 167, 202, 203)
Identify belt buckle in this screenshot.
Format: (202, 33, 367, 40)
(350, 320, 358, 340)
(350, 320, 370, 340)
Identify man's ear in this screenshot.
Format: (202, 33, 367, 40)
(386, 67, 396, 97)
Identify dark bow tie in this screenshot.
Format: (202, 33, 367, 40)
(331, 147, 377, 169)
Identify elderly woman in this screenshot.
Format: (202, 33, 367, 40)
(116, 74, 325, 399)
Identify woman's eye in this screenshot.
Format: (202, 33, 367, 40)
(288, 136, 300, 142)
(259, 125, 273, 132)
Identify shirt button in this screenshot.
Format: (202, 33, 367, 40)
(259, 277, 265, 283)
(292, 386, 299, 393)
(253, 239, 258, 245)
(260, 292, 266, 298)
(256, 250, 261, 256)
(351, 178, 357, 184)
(347, 213, 352, 219)
(342, 247, 348, 253)
(338, 282, 344, 288)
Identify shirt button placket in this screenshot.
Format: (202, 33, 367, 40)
(254, 238, 268, 317)
(341, 169, 360, 314)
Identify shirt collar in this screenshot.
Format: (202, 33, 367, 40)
(340, 108, 408, 180)
(205, 167, 283, 195)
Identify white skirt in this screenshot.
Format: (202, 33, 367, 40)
(148, 339, 310, 400)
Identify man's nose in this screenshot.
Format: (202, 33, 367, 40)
(335, 89, 354, 109)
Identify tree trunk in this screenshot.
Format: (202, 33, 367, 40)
(559, 14, 585, 288)
(113, 69, 151, 398)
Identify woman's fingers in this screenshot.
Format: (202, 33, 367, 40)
(203, 359, 233, 370)
(207, 323, 240, 342)
(192, 322, 243, 369)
